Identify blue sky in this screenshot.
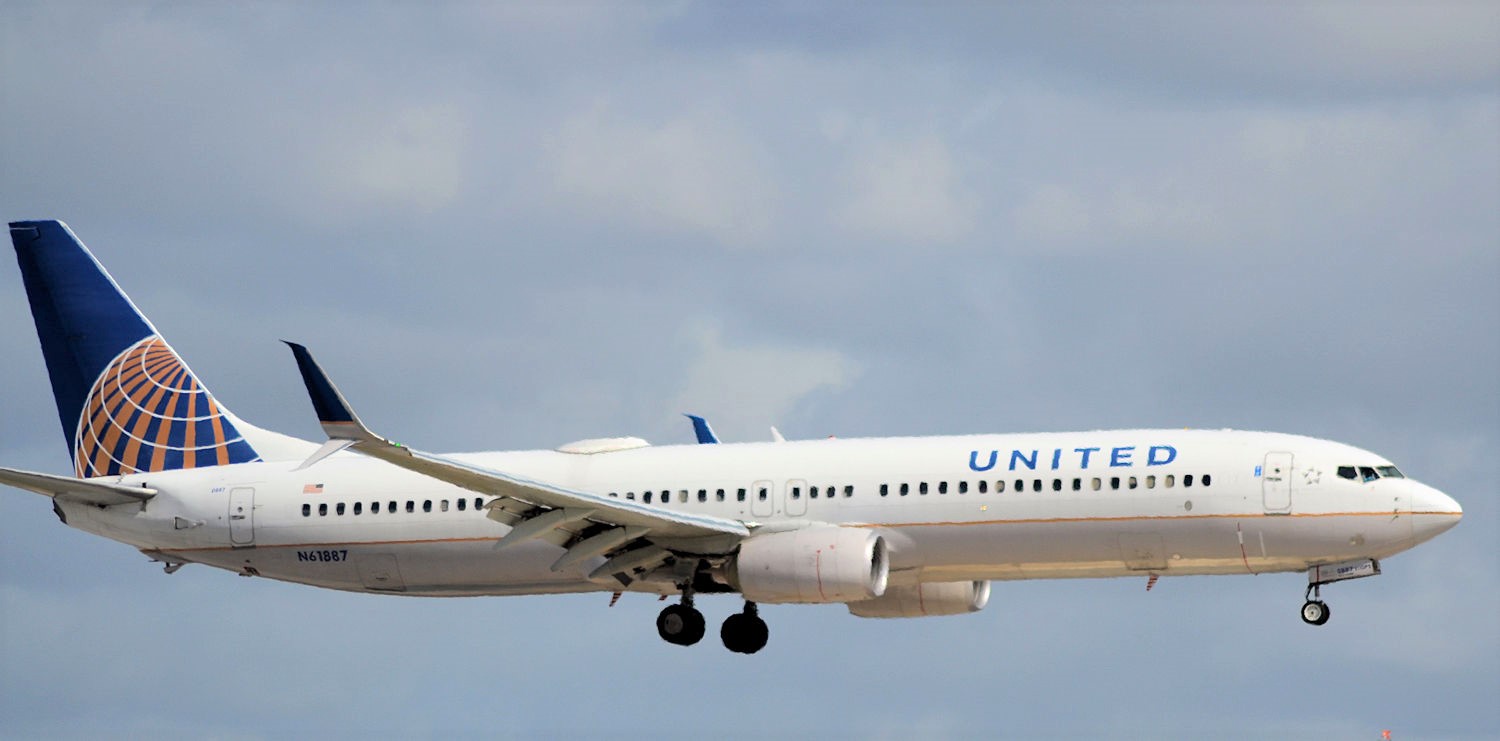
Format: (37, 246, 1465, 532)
(2, 3, 1497, 738)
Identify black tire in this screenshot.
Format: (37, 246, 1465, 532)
(657, 604, 705, 646)
(721, 612, 770, 654)
(1300, 600, 1329, 626)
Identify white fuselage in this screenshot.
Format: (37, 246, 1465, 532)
(58, 429, 1462, 599)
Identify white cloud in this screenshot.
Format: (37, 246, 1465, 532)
(834, 132, 977, 245)
(545, 103, 778, 246)
(310, 103, 471, 214)
(670, 323, 858, 438)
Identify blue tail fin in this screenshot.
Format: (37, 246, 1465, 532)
(10, 220, 261, 477)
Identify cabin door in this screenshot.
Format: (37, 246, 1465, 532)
(1262, 452, 1293, 513)
(228, 487, 255, 546)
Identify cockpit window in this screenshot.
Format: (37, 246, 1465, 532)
(1339, 464, 1402, 483)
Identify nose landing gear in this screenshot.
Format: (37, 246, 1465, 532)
(1300, 584, 1331, 626)
(1298, 558, 1380, 626)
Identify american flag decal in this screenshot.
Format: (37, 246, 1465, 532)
(303, 483, 324, 494)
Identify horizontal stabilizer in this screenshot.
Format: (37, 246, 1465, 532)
(0, 466, 156, 506)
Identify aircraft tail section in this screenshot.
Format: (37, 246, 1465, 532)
(9, 220, 309, 477)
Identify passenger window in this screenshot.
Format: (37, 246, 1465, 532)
(371, 501, 379, 514)
(1184, 475, 1194, 488)
(1337, 466, 1358, 480)
(441, 500, 449, 512)
(1014, 479, 1023, 493)
(900, 483, 910, 496)
(302, 503, 311, 517)
(1071, 478, 1081, 491)
(958, 481, 968, 494)
(1091, 477, 1101, 491)
(736, 488, 746, 502)
(758, 487, 768, 501)
(406, 501, 415, 513)
(336, 503, 345, 515)
(1110, 477, 1120, 490)
(1146, 475, 1156, 489)
(458, 498, 467, 511)
(844, 485, 854, 498)
(319, 503, 328, 516)
(938, 481, 948, 494)
(1202, 474, 1212, 487)
(810, 487, 819, 500)
(980, 480, 990, 493)
(474, 498, 482, 511)
(1359, 467, 1378, 482)
(919, 482, 928, 495)
(644, 492, 653, 503)
(679, 490, 688, 503)
(1128, 477, 1138, 490)
(1164, 475, 1175, 488)
(423, 500, 432, 513)
(1051, 479, 1062, 492)
(698, 489, 707, 503)
(716, 489, 726, 502)
(626, 492, 636, 501)
(1032, 479, 1042, 493)
(791, 486, 802, 500)
(354, 502, 362, 515)
(880, 484, 889, 497)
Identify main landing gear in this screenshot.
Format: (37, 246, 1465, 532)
(720, 602, 769, 655)
(656, 599, 706, 646)
(655, 591, 769, 654)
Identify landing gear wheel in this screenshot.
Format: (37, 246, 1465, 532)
(721, 604, 769, 654)
(1300, 600, 1330, 626)
(656, 603, 705, 646)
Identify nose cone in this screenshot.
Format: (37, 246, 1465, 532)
(1410, 482, 1463, 544)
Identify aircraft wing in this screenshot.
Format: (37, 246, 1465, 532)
(283, 343, 749, 581)
(0, 466, 157, 506)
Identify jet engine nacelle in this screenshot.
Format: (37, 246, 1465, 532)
(847, 580, 991, 618)
(726, 526, 888, 604)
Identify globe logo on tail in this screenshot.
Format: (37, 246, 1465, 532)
(74, 336, 259, 477)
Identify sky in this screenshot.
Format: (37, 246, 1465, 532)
(1, 1, 1497, 738)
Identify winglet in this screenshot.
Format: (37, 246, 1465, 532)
(282, 341, 379, 444)
(684, 414, 719, 444)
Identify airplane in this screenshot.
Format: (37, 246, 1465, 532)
(2, 220, 1464, 654)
